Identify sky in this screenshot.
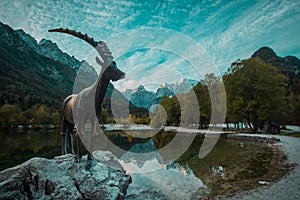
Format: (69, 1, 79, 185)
(1, 0, 299, 91)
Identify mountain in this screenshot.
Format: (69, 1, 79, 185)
(0, 22, 148, 118)
(122, 85, 164, 109)
(251, 47, 300, 88)
(125, 85, 156, 109)
(122, 78, 198, 109)
(15, 29, 81, 72)
(15, 27, 99, 91)
(163, 78, 198, 94)
(0, 22, 76, 108)
(13, 28, 99, 93)
(156, 86, 174, 99)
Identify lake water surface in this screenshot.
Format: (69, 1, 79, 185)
(0, 129, 266, 174)
(0, 130, 61, 171)
(0, 129, 276, 197)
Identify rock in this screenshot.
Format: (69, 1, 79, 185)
(93, 150, 124, 171)
(45, 179, 55, 195)
(125, 185, 170, 200)
(258, 181, 269, 185)
(0, 151, 131, 200)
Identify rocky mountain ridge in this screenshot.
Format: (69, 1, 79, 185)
(0, 22, 76, 108)
(15, 29, 81, 72)
(122, 78, 198, 109)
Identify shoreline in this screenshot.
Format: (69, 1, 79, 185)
(214, 134, 299, 200)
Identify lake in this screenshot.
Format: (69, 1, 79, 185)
(0, 128, 269, 172)
(0, 128, 276, 196)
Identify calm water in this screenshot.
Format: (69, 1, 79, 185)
(0, 129, 151, 171)
(0, 129, 264, 175)
(0, 129, 61, 171)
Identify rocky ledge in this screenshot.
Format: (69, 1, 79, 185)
(0, 151, 132, 199)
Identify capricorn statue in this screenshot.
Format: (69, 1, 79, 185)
(49, 28, 125, 162)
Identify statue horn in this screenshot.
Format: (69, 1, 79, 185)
(48, 28, 99, 47)
(48, 28, 113, 65)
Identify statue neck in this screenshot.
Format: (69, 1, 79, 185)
(94, 73, 110, 117)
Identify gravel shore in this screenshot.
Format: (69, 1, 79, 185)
(223, 134, 300, 200)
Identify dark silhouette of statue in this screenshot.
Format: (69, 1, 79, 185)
(48, 28, 125, 162)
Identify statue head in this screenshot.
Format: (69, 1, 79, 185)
(99, 60, 125, 82)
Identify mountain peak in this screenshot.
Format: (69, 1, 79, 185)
(37, 38, 82, 72)
(38, 38, 59, 50)
(121, 78, 198, 109)
(177, 77, 185, 84)
(136, 85, 146, 92)
(251, 46, 277, 61)
(15, 29, 38, 49)
(250, 46, 300, 86)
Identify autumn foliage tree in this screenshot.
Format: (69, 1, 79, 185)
(0, 104, 60, 129)
(0, 104, 21, 128)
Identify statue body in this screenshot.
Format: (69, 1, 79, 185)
(49, 28, 125, 161)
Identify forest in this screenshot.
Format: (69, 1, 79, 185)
(150, 57, 300, 132)
(1, 56, 299, 131)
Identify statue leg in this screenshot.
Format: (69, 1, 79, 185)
(75, 132, 82, 162)
(68, 129, 75, 154)
(88, 137, 94, 160)
(61, 132, 67, 155)
(61, 120, 68, 155)
(88, 132, 94, 160)
(88, 118, 98, 160)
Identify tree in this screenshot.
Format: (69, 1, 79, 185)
(100, 108, 109, 125)
(293, 94, 300, 124)
(34, 105, 52, 125)
(224, 58, 287, 132)
(150, 104, 167, 128)
(0, 104, 21, 128)
(159, 96, 180, 125)
(288, 80, 300, 124)
(51, 111, 60, 126)
(21, 109, 35, 125)
(128, 114, 135, 124)
(134, 116, 150, 125)
(193, 81, 211, 128)
(204, 73, 226, 126)
(180, 92, 200, 126)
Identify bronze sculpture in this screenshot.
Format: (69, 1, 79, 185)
(48, 28, 125, 162)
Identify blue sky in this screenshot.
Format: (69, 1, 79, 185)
(1, 0, 299, 91)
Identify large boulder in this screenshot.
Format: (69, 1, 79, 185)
(0, 151, 131, 199)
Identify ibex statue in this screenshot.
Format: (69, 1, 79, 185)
(48, 28, 125, 162)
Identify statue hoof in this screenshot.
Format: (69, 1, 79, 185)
(75, 156, 82, 163)
(88, 154, 94, 160)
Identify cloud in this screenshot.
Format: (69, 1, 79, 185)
(197, 0, 300, 71)
(115, 79, 139, 92)
(1, 0, 299, 84)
